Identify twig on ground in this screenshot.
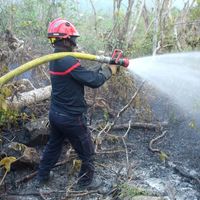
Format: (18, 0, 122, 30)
(123, 120, 132, 138)
(95, 81, 145, 152)
(2, 190, 65, 199)
(149, 130, 167, 153)
(65, 172, 99, 198)
(122, 137, 130, 178)
(112, 121, 168, 131)
(121, 120, 132, 179)
(107, 81, 145, 132)
(95, 162, 121, 175)
(65, 173, 87, 197)
(0, 171, 8, 186)
(64, 189, 98, 198)
(16, 155, 76, 185)
(96, 148, 125, 154)
(0, 135, 16, 143)
(15, 171, 37, 185)
(39, 191, 47, 200)
(94, 123, 111, 152)
(107, 166, 124, 196)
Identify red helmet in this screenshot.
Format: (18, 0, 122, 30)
(48, 18, 79, 39)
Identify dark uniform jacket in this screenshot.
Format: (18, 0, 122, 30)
(49, 52, 109, 116)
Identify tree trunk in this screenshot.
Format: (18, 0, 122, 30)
(152, 0, 160, 55)
(142, 2, 150, 31)
(89, 0, 98, 34)
(128, 0, 145, 46)
(7, 85, 51, 109)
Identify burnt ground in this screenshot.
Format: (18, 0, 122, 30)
(1, 81, 200, 200)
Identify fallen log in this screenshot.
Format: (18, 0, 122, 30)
(6, 85, 114, 114)
(112, 121, 168, 130)
(7, 85, 51, 109)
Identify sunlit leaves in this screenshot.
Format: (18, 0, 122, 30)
(0, 156, 17, 185)
(72, 159, 81, 173)
(0, 85, 12, 111)
(0, 156, 17, 172)
(8, 142, 27, 152)
(159, 151, 169, 162)
(1, 87, 12, 98)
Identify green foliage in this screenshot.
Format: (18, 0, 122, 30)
(128, 32, 153, 58)
(0, 0, 199, 55)
(77, 12, 113, 53)
(159, 151, 169, 162)
(0, 110, 17, 127)
(0, 86, 12, 111)
(0, 108, 31, 130)
(119, 183, 147, 198)
(103, 109, 109, 121)
(0, 86, 20, 127)
(0, 86, 29, 129)
(190, 0, 200, 20)
(189, 120, 196, 129)
(188, 119, 200, 132)
(0, 0, 80, 48)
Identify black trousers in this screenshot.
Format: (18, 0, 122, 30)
(38, 110, 94, 178)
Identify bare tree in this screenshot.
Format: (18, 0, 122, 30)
(89, 0, 98, 35)
(152, 0, 160, 55)
(109, 0, 135, 50)
(127, 0, 145, 47)
(113, 0, 123, 22)
(142, 1, 150, 30)
(110, 0, 145, 50)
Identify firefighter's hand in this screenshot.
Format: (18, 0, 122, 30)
(99, 64, 112, 80)
(109, 64, 118, 75)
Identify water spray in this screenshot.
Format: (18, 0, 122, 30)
(0, 49, 129, 86)
(128, 51, 200, 116)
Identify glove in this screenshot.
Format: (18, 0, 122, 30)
(109, 64, 118, 75)
(99, 64, 112, 80)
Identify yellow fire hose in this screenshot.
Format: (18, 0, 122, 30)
(0, 52, 96, 86)
(0, 52, 129, 86)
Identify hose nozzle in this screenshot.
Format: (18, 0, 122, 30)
(110, 49, 129, 67)
(96, 49, 129, 68)
(109, 58, 129, 68)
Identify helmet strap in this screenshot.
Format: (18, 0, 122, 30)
(52, 39, 74, 52)
(63, 39, 74, 51)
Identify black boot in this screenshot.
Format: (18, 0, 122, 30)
(75, 162, 103, 190)
(35, 171, 54, 188)
(77, 161, 94, 187)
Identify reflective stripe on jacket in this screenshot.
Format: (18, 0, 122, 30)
(49, 53, 107, 115)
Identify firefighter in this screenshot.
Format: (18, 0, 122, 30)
(37, 18, 117, 188)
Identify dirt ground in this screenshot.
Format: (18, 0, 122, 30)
(1, 83, 200, 200)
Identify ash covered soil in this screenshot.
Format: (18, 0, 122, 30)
(1, 84, 200, 200)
